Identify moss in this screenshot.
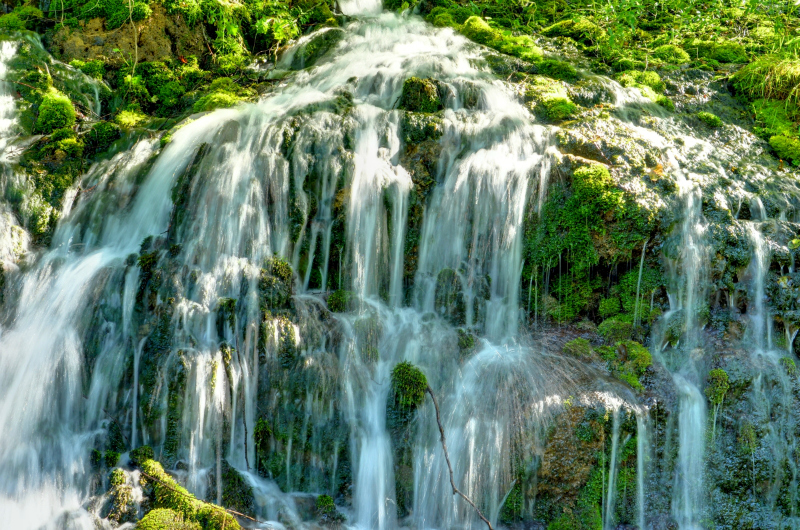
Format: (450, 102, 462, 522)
(781, 357, 798, 376)
(137, 508, 201, 530)
(35, 89, 76, 134)
(0, 5, 42, 30)
(598, 318, 632, 343)
(563, 337, 593, 358)
(705, 368, 730, 406)
(769, 135, 800, 165)
(86, 121, 122, 155)
(683, 39, 747, 63)
(218, 461, 255, 517)
(751, 99, 799, 139)
(541, 18, 605, 46)
(461, 16, 542, 62)
(116, 109, 147, 128)
(105, 450, 120, 467)
(192, 91, 242, 112)
(598, 297, 621, 318)
(398, 77, 443, 114)
(610, 340, 651, 391)
(259, 256, 294, 308)
(327, 289, 355, 312)
(70, 59, 105, 80)
(542, 97, 578, 121)
(652, 44, 690, 64)
(110, 468, 127, 486)
(538, 59, 578, 82)
(130, 445, 155, 466)
(697, 111, 723, 128)
(616, 70, 665, 93)
(457, 328, 476, 359)
(391, 361, 428, 408)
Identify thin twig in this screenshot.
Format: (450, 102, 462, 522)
(425, 385, 494, 530)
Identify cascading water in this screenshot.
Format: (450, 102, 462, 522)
(6, 1, 800, 529)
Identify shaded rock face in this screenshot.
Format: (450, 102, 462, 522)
(50, 5, 205, 67)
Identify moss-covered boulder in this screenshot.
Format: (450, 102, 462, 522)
(35, 89, 76, 134)
(398, 77, 443, 113)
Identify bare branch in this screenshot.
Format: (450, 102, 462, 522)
(425, 385, 494, 530)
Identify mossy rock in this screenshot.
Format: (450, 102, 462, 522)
(35, 89, 76, 134)
(391, 361, 427, 407)
(705, 368, 730, 405)
(137, 508, 200, 530)
(328, 289, 356, 312)
(770, 135, 800, 165)
(652, 44, 690, 64)
(461, 16, 542, 62)
(541, 18, 605, 46)
(598, 318, 632, 343)
(563, 338, 593, 358)
(290, 28, 345, 70)
(259, 256, 294, 308)
(696, 111, 722, 128)
(538, 59, 578, 82)
(398, 77, 443, 113)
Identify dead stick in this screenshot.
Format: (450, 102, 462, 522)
(425, 386, 494, 530)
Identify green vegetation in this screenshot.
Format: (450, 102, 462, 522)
(563, 338, 593, 358)
(35, 89, 76, 134)
(705, 368, 730, 405)
(399, 77, 443, 113)
(137, 508, 201, 530)
(391, 361, 428, 407)
(697, 111, 723, 128)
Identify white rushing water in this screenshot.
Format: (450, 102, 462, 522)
(0, 4, 725, 529)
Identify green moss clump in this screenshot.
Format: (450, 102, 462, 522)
(139, 458, 241, 529)
(328, 289, 355, 312)
(136, 508, 201, 530)
(86, 121, 122, 155)
(70, 59, 106, 80)
(684, 39, 747, 64)
(611, 340, 651, 391)
(652, 44, 690, 64)
(110, 468, 127, 486)
(563, 338, 593, 358)
(259, 256, 294, 308)
(116, 109, 147, 128)
(35, 89, 76, 134)
(0, 5, 42, 30)
(542, 97, 578, 121)
(697, 111, 723, 127)
(598, 318, 632, 343)
(705, 368, 730, 406)
(459, 16, 542, 62)
(541, 18, 605, 46)
(616, 70, 665, 93)
(598, 297, 621, 318)
(105, 450, 120, 467)
(781, 357, 798, 376)
(192, 77, 254, 113)
(391, 361, 428, 407)
(130, 445, 155, 466)
(751, 99, 799, 139)
(398, 77, 443, 114)
(219, 462, 255, 517)
(769, 135, 800, 165)
(538, 59, 578, 82)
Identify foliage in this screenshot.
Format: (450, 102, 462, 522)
(391, 361, 428, 408)
(328, 289, 355, 312)
(130, 445, 155, 466)
(652, 44, 690, 64)
(0, 5, 43, 30)
(598, 318, 632, 343)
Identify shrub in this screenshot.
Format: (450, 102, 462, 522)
(35, 89, 76, 134)
(652, 44, 690, 64)
(563, 338, 593, 358)
(391, 361, 428, 407)
(697, 111, 722, 127)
